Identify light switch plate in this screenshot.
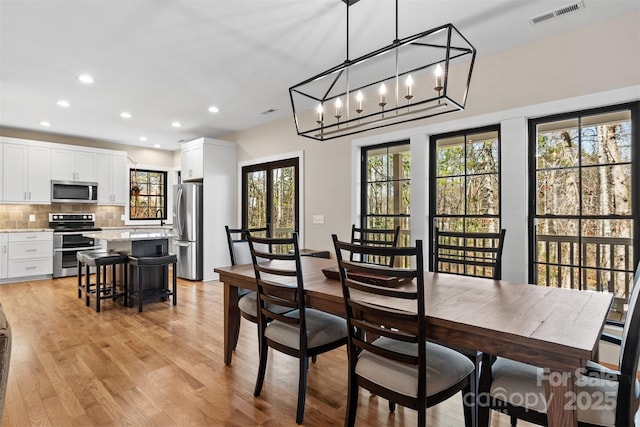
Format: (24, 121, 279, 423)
(29, 214, 36, 222)
(312, 215, 325, 224)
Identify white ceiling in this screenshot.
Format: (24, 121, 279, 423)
(1, 0, 638, 152)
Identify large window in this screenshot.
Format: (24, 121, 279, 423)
(429, 126, 501, 269)
(242, 158, 299, 239)
(129, 169, 167, 220)
(360, 141, 411, 253)
(529, 103, 639, 316)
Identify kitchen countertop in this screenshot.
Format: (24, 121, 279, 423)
(0, 228, 54, 233)
(83, 230, 176, 242)
(100, 225, 173, 230)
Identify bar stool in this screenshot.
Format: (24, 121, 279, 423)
(83, 251, 129, 312)
(77, 249, 100, 299)
(128, 254, 177, 312)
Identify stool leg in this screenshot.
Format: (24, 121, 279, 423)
(77, 259, 83, 299)
(85, 264, 91, 307)
(112, 263, 117, 300)
(137, 265, 143, 313)
(172, 261, 177, 306)
(96, 265, 102, 313)
(123, 263, 128, 307)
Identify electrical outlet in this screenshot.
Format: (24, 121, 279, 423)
(121, 214, 126, 220)
(29, 214, 36, 222)
(312, 215, 325, 224)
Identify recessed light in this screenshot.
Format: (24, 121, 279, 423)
(120, 112, 132, 119)
(153, 144, 161, 148)
(171, 121, 181, 128)
(78, 74, 94, 84)
(57, 100, 70, 108)
(139, 136, 148, 142)
(208, 106, 219, 113)
(40, 121, 51, 127)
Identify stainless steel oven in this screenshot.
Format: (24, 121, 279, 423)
(50, 213, 102, 278)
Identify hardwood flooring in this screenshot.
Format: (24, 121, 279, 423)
(0, 275, 535, 426)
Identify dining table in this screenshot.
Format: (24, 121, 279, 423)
(214, 256, 613, 427)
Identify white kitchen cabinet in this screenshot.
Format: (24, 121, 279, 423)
(97, 153, 127, 205)
(181, 142, 204, 181)
(0, 142, 3, 201)
(2, 144, 51, 203)
(0, 234, 7, 280)
(7, 232, 53, 278)
(51, 149, 98, 182)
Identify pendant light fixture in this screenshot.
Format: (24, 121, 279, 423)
(289, 0, 476, 141)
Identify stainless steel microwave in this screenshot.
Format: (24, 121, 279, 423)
(51, 180, 98, 203)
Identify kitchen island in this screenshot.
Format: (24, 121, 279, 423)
(83, 230, 177, 308)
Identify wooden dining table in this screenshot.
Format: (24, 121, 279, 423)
(214, 257, 613, 427)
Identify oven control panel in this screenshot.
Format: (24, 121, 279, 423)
(49, 213, 96, 222)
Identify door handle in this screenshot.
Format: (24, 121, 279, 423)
(172, 242, 190, 247)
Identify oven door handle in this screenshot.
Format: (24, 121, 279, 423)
(53, 246, 102, 253)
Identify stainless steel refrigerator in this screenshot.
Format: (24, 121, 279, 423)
(172, 183, 203, 280)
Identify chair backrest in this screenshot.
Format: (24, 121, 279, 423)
(350, 224, 401, 267)
(619, 260, 640, 378)
(332, 234, 425, 398)
(434, 227, 506, 279)
(247, 232, 307, 344)
(224, 225, 270, 266)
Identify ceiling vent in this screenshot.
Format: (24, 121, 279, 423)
(530, 0, 585, 25)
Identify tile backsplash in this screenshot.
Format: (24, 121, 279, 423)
(0, 204, 125, 229)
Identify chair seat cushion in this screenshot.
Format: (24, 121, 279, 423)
(490, 357, 635, 426)
(264, 309, 347, 350)
(83, 251, 128, 266)
(238, 291, 292, 318)
(355, 337, 474, 398)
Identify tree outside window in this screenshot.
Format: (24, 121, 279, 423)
(129, 169, 167, 220)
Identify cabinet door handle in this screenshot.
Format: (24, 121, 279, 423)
(26, 249, 37, 253)
(25, 236, 37, 239)
(28, 192, 31, 200)
(25, 266, 37, 270)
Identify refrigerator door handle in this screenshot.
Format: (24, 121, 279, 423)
(172, 241, 191, 247)
(176, 186, 184, 237)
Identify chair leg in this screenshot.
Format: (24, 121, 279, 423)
(388, 401, 396, 412)
(345, 371, 358, 427)
(510, 415, 518, 426)
(296, 355, 308, 424)
(254, 335, 268, 397)
(462, 380, 476, 427)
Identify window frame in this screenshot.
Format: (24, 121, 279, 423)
(428, 124, 502, 271)
(241, 157, 300, 236)
(527, 102, 640, 312)
(129, 168, 168, 221)
(359, 140, 411, 235)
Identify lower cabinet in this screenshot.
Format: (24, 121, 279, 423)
(7, 232, 53, 278)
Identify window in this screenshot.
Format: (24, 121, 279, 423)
(129, 169, 167, 220)
(429, 126, 501, 268)
(529, 103, 639, 317)
(360, 141, 410, 262)
(242, 158, 299, 240)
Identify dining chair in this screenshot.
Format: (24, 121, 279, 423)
(350, 224, 401, 267)
(247, 231, 348, 424)
(332, 235, 476, 427)
(434, 227, 507, 280)
(224, 225, 293, 350)
(478, 261, 640, 427)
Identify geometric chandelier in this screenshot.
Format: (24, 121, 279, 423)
(289, 0, 476, 141)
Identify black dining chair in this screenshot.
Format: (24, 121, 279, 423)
(350, 224, 401, 267)
(247, 231, 348, 424)
(224, 225, 293, 349)
(478, 261, 640, 427)
(332, 234, 476, 427)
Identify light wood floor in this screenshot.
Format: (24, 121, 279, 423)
(0, 275, 535, 426)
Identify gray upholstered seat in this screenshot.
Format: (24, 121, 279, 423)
(356, 337, 474, 398)
(237, 291, 292, 319)
(264, 308, 348, 350)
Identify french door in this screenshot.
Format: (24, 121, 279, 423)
(241, 158, 299, 240)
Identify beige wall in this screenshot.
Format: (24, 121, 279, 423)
(224, 11, 640, 253)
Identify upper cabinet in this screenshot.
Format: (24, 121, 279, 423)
(97, 153, 127, 205)
(2, 144, 51, 203)
(51, 149, 98, 182)
(181, 142, 204, 181)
